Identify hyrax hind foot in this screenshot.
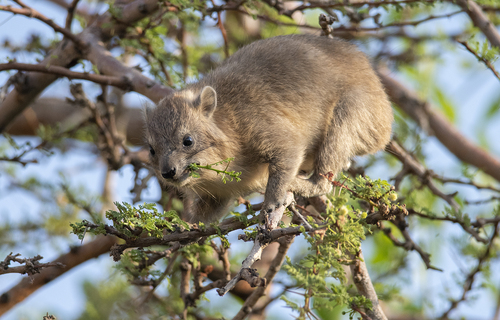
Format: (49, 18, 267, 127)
(289, 174, 333, 198)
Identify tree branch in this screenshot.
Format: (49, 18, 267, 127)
(0, 62, 132, 89)
(65, 0, 81, 30)
(456, 0, 500, 48)
(378, 69, 500, 183)
(386, 140, 460, 210)
(0, 3, 86, 47)
(81, 32, 173, 103)
(0, 0, 168, 133)
(0, 253, 64, 276)
(350, 250, 388, 320)
(232, 235, 295, 320)
(0, 235, 116, 315)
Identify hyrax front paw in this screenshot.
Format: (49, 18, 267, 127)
(262, 192, 295, 230)
(262, 202, 283, 214)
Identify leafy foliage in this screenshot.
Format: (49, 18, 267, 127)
(71, 202, 189, 240)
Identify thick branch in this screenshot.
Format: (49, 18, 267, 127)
(350, 250, 388, 320)
(379, 69, 500, 182)
(81, 32, 173, 103)
(65, 0, 81, 30)
(456, 0, 500, 48)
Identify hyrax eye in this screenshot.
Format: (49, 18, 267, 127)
(183, 136, 193, 147)
(149, 145, 155, 156)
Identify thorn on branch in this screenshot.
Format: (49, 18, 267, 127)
(12, 71, 30, 94)
(319, 13, 338, 37)
(0, 252, 65, 276)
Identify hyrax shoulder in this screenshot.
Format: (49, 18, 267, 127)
(146, 34, 393, 222)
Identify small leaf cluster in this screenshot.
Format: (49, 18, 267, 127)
(282, 190, 370, 317)
(107, 202, 188, 238)
(70, 202, 188, 240)
(337, 174, 406, 220)
(469, 38, 500, 64)
(188, 157, 242, 183)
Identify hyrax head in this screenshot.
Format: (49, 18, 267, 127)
(145, 86, 220, 187)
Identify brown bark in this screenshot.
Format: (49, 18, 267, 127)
(82, 31, 173, 103)
(456, 0, 500, 49)
(350, 251, 388, 320)
(5, 98, 146, 146)
(0, 63, 132, 89)
(232, 236, 294, 320)
(0, 39, 80, 133)
(379, 69, 500, 182)
(0, 0, 170, 133)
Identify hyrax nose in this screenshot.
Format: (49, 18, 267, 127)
(161, 168, 176, 179)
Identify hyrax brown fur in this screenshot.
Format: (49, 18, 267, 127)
(145, 34, 393, 222)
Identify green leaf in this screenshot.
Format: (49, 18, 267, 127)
(433, 87, 456, 123)
(484, 94, 500, 119)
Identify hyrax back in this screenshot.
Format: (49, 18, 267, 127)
(146, 34, 393, 222)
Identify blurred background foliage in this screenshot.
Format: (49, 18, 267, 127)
(1, 0, 500, 319)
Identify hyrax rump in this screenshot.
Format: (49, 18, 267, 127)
(145, 34, 393, 222)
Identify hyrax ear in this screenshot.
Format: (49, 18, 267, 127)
(142, 106, 151, 126)
(198, 86, 217, 117)
(143, 104, 156, 127)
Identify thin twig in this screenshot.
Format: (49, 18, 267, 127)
(283, 0, 442, 16)
(382, 221, 443, 271)
(289, 204, 313, 230)
(0, 63, 132, 89)
(65, 0, 81, 30)
(439, 222, 500, 319)
(143, 251, 180, 302)
(409, 209, 488, 243)
(386, 140, 460, 210)
(210, 0, 229, 58)
(457, 39, 500, 81)
(0, 3, 86, 48)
